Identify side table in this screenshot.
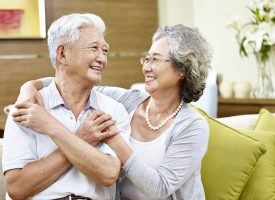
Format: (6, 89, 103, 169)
(218, 98, 275, 117)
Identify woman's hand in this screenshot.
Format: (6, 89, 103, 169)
(75, 110, 119, 146)
(16, 81, 44, 106)
(103, 125, 133, 165)
(12, 102, 61, 135)
(78, 110, 133, 164)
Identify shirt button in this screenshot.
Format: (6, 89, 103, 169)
(70, 116, 73, 120)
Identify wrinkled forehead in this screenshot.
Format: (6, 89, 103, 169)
(76, 26, 109, 48)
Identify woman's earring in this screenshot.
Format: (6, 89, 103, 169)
(179, 73, 184, 79)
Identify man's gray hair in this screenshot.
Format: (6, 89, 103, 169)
(47, 13, 106, 68)
(152, 24, 212, 103)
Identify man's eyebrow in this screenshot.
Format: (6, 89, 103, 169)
(87, 42, 109, 49)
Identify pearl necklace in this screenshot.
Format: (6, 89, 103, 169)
(145, 99, 184, 131)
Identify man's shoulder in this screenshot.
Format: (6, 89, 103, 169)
(93, 89, 125, 111)
(94, 89, 120, 103)
(39, 86, 49, 102)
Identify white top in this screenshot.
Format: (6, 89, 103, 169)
(2, 82, 130, 200)
(120, 109, 170, 200)
(121, 132, 169, 200)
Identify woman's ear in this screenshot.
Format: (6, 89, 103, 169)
(178, 69, 185, 80)
(56, 45, 67, 65)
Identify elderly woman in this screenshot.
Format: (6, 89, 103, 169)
(14, 24, 212, 200)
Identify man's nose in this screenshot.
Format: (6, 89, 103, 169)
(95, 50, 107, 63)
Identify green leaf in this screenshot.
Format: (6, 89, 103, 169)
(240, 37, 248, 57)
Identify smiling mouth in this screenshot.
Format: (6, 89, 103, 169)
(89, 66, 102, 72)
(145, 76, 156, 82)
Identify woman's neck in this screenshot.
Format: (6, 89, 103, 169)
(148, 93, 182, 116)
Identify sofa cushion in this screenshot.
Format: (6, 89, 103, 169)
(239, 130, 275, 199)
(197, 108, 266, 200)
(217, 114, 259, 130)
(254, 108, 275, 131)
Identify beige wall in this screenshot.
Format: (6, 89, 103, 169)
(158, 0, 257, 87)
(158, 0, 193, 27)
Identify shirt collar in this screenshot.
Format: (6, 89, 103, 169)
(47, 81, 100, 110)
(48, 81, 65, 109)
(87, 89, 100, 110)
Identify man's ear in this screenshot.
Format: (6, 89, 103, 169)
(56, 45, 67, 65)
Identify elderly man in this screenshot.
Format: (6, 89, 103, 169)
(2, 13, 130, 200)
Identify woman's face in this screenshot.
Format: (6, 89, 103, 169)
(142, 37, 182, 95)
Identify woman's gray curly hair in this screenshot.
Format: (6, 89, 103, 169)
(152, 24, 212, 103)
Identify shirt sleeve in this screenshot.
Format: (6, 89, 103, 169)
(2, 112, 38, 173)
(113, 103, 131, 144)
(122, 115, 209, 199)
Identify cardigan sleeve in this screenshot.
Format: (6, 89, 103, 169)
(122, 108, 209, 199)
(41, 77, 54, 87)
(95, 86, 149, 113)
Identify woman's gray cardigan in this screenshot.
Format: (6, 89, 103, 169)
(95, 86, 209, 200)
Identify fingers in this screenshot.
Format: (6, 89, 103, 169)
(94, 113, 112, 125)
(77, 109, 119, 145)
(87, 110, 104, 120)
(98, 119, 116, 131)
(90, 111, 115, 132)
(13, 115, 28, 123)
(36, 95, 45, 107)
(12, 108, 28, 117)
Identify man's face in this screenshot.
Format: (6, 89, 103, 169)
(63, 26, 109, 85)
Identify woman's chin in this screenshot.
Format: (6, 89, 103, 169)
(144, 84, 156, 94)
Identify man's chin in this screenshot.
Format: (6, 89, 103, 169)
(88, 76, 102, 85)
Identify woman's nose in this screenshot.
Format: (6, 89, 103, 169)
(142, 62, 152, 73)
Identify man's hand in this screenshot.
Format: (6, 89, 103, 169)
(12, 102, 61, 135)
(76, 110, 119, 146)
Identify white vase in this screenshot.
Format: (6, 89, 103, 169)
(254, 53, 275, 98)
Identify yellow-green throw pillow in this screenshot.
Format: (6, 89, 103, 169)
(197, 108, 266, 200)
(239, 130, 275, 200)
(254, 108, 275, 131)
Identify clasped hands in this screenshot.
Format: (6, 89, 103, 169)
(12, 101, 119, 146)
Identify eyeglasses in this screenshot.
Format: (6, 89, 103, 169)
(140, 56, 171, 66)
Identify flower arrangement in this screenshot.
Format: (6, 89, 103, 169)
(227, 0, 275, 63)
